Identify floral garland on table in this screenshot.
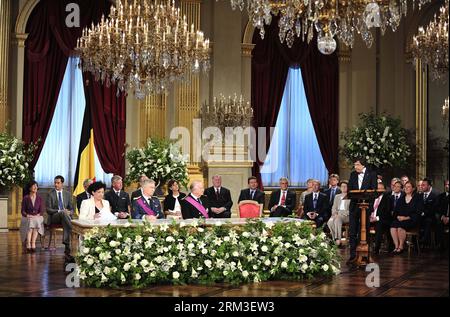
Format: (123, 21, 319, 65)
(125, 138, 189, 188)
(77, 219, 340, 288)
(0, 131, 36, 192)
(341, 112, 411, 169)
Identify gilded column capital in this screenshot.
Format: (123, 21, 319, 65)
(241, 43, 255, 58)
(12, 33, 28, 48)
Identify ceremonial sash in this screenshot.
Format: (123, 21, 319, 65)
(184, 196, 209, 219)
(136, 198, 157, 217)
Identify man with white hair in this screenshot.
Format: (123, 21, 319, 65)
(130, 174, 150, 214)
(268, 177, 296, 217)
(181, 180, 211, 219)
(204, 175, 233, 218)
(132, 179, 164, 220)
(105, 175, 130, 219)
(76, 178, 94, 211)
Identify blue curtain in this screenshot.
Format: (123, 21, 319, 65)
(261, 67, 328, 187)
(34, 57, 112, 188)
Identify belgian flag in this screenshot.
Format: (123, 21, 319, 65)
(73, 98, 96, 198)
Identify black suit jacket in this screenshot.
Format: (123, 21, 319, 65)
(348, 168, 378, 213)
(163, 192, 187, 211)
(369, 192, 394, 225)
(437, 192, 449, 217)
(419, 189, 440, 218)
(238, 188, 265, 205)
(130, 188, 143, 213)
(76, 191, 89, 211)
(268, 189, 296, 213)
(303, 192, 329, 221)
(131, 188, 143, 200)
(323, 187, 342, 205)
(204, 187, 233, 218)
(104, 190, 130, 215)
(180, 194, 211, 219)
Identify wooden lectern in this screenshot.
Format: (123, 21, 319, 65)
(348, 190, 384, 267)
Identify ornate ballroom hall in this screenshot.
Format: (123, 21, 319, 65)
(0, 0, 448, 302)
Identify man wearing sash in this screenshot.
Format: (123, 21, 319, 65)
(132, 179, 164, 220)
(181, 180, 211, 219)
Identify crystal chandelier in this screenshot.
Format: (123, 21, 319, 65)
(201, 94, 254, 132)
(225, 0, 431, 55)
(76, 0, 210, 99)
(412, 0, 449, 81)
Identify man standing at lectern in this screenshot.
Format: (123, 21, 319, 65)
(347, 158, 378, 265)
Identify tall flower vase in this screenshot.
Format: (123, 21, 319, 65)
(0, 189, 8, 233)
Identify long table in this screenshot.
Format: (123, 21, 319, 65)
(70, 217, 309, 256)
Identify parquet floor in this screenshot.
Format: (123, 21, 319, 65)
(0, 231, 448, 297)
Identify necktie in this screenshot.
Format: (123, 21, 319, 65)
(198, 197, 203, 205)
(250, 190, 255, 199)
(373, 197, 381, 212)
(116, 191, 120, 197)
(216, 188, 220, 199)
(313, 194, 318, 209)
(87, 193, 90, 199)
(330, 188, 336, 203)
(394, 195, 399, 208)
(57, 191, 64, 210)
(280, 191, 286, 205)
(423, 193, 428, 202)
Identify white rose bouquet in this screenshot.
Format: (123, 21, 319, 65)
(0, 131, 36, 191)
(341, 112, 411, 169)
(125, 138, 189, 188)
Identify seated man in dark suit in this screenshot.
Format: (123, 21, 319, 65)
(369, 182, 395, 254)
(132, 179, 164, 220)
(105, 175, 131, 219)
(419, 177, 440, 246)
(303, 180, 329, 227)
(268, 177, 296, 217)
(238, 176, 265, 205)
(323, 174, 341, 219)
(45, 175, 74, 257)
(130, 174, 149, 214)
(76, 178, 93, 211)
(181, 180, 211, 219)
(436, 180, 449, 251)
(204, 175, 233, 218)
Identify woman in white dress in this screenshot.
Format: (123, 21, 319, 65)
(79, 181, 117, 221)
(327, 181, 350, 247)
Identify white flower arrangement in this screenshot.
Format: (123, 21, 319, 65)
(125, 138, 189, 189)
(341, 112, 411, 169)
(76, 219, 340, 288)
(0, 131, 36, 191)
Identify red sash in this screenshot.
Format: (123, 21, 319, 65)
(136, 198, 156, 217)
(184, 196, 209, 219)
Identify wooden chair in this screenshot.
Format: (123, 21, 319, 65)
(406, 227, 421, 255)
(238, 200, 263, 218)
(341, 223, 350, 244)
(41, 223, 64, 251)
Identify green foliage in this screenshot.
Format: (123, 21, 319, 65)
(341, 112, 411, 169)
(77, 219, 341, 288)
(0, 131, 37, 191)
(125, 138, 189, 188)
